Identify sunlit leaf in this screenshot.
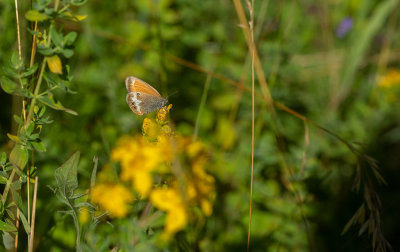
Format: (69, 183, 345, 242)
(46, 55, 63, 74)
(9, 144, 28, 170)
(7, 134, 21, 144)
(25, 10, 49, 22)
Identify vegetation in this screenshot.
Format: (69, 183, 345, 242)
(0, 0, 399, 251)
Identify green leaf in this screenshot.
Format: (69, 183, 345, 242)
(62, 49, 74, 58)
(10, 185, 23, 210)
(64, 32, 77, 46)
(31, 141, 46, 152)
(50, 26, 64, 47)
(55, 151, 80, 197)
(9, 144, 28, 170)
(13, 115, 24, 126)
(26, 122, 35, 136)
(0, 220, 17, 232)
(37, 95, 78, 115)
(38, 46, 54, 56)
(0, 76, 18, 94)
(11, 52, 23, 70)
(25, 10, 49, 22)
(70, 0, 88, 6)
(20, 64, 38, 78)
(18, 209, 30, 235)
(0, 152, 6, 165)
(2, 232, 15, 249)
(7, 133, 21, 144)
(91, 156, 98, 190)
(0, 175, 7, 184)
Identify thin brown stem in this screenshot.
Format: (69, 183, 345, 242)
(28, 176, 38, 252)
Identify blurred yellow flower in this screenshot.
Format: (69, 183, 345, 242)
(91, 183, 133, 218)
(378, 69, 400, 88)
(111, 136, 172, 197)
(150, 187, 188, 237)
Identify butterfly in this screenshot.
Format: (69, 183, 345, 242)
(125, 76, 168, 115)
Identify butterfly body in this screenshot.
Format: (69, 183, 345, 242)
(125, 76, 168, 115)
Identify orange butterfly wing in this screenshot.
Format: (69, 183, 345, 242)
(125, 76, 161, 97)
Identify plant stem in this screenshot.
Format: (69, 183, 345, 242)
(25, 58, 47, 127)
(2, 169, 16, 205)
(28, 176, 38, 252)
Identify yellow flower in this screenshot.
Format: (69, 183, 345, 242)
(142, 118, 160, 140)
(150, 187, 188, 237)
(157, 104, 173, 122)
(112, 136, 171, 197)
(378, 69, 400, 88)
(91, 183, 133, 218)
(165, 205, 187, 234)
(150, 188, 183, 211)
(132, 170, 153, 197)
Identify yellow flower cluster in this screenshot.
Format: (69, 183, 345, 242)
(378, 69, 400, 88)
(91, 183, 133, 218)
(91, 105, 215, 238)
(111, 135, 173, 196)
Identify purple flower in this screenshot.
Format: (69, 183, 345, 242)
(336, 17, 353, 38)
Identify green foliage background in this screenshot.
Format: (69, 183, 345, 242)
(1, 0, 400, 251)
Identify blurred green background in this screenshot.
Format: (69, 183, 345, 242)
(1, 0, 400, 251)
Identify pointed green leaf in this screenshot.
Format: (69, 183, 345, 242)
(26, 122, 35, 136)
(0, 220, 17, 232)
(25, 10, 49, 21)
(7, 134, 21, 143)
(37, 95, 78, 115)
(55, 151, 80, 197)
(20, 64, 38, 78)
(50, 26, 64, 47)
(18, 209, 30, 235)
(31, 141, 46, 152)
(91, 156, 98, 190)
(13, 115, 24, 126)
(64, 32, 77, 46)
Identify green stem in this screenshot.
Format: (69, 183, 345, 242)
(25, 58, 47, 127)
(2, 169, 16, 205)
